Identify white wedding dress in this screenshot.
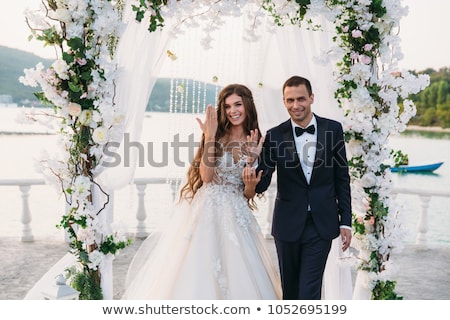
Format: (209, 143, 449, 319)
(122, 151, 282, 299)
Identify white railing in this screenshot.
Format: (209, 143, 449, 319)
(1, 178, 450, 248)
(391, 187, 450, 248)
(0, 178, 46, 241)
(131, 177, 181, 238)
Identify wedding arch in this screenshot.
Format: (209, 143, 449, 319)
(21, 0, 429, 300)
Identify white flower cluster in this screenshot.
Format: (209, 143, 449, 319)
(21, 2, 125, 155)
(20, 0, 128, 291)
(152, 0, 295, 49)
(332, 0, 429, 292)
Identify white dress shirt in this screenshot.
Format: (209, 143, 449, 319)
(291, 117, 317, 184)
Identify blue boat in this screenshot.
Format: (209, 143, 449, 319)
(389, 161, 444, 173)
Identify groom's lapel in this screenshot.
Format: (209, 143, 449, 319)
(280, 120, 308, 184)
(311, 115, 327, 183)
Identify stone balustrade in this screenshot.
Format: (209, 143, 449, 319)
(1, 178, 449, 248)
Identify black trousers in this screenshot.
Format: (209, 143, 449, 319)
(274, 214, 332, 300)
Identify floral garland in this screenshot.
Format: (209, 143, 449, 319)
(20, 0, 130, 299)
(329, 0, 429, 299)
(131, 0, 430, 299)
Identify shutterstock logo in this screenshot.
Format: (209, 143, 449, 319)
(101, 132, 199, 168)
(99, 131, 348, 169)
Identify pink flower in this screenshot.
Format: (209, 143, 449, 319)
(364, 43, 373, 51)
(77, 58, 87, 66)
(352, 29, 362, 38)
(68, 102, 82, 117)
(350, 52, 359, 60)
(359, 54, 371, 65)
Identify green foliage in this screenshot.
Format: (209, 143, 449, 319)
(100, 235, 132, 255)
(352, 214, 366, 235)
(132, 0, 169, 32)
(409, 67, 450, 128)
(390, 149, 409, 167)
(66, 267, 103, 300)
(372, 280, 403, 300)
(262, 0, 320, 30)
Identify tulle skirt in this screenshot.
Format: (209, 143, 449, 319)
(122, 183, 282, 300)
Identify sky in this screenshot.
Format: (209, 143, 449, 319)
(1, 0, 449, 71)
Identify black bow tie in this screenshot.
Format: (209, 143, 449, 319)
(295, 125, 315, 137)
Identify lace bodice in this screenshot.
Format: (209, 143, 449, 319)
(213, 151, 248, 186)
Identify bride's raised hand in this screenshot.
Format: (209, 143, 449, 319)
(246, 129, 264, 166)
(196, 104, 217, 142)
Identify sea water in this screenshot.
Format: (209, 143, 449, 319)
(0, 106, 449, 248)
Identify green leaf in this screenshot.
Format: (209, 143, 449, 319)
(68, 81, 81, 93)
(62, 51, 75, 64)
(81, 71, 92, 81)
(67, 37, 84, 51)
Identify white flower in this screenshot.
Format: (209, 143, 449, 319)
(78, 109, 93, 126)
(361, 172, 377, 188)
(92, 127, 108, 144)
(67, 102, 82, 117)
(19, 62, 45, 87)
(55, 8, 72, 23)
(87, 250, 105, 271)
(76, 227, 96, 247)
(73, 175, 92, 196)
(51, 59, 70, 80)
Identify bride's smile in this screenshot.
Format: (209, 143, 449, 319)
(225, 93, 246, 126)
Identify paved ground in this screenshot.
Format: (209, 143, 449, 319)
(1, 235, 449, 300)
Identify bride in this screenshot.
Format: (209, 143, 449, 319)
(122, 84, 282, 299)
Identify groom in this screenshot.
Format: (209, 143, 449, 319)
(255, 75, 352, 300)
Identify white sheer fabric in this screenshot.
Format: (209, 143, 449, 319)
(94, 7, 176, 298)
(98, 7, 175, 188)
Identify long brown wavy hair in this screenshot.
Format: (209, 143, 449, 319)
(179, 84, 261, 208)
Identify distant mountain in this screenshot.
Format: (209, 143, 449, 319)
(0, 46, 53, 106)
(147, 79, 220, 113)
(0, 45, 219, 111)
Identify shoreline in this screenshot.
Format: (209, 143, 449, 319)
(1, 104, 450, 135)
(406, 125, 450, 133)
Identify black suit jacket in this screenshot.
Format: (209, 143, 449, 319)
(255, 114, 352, 242)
